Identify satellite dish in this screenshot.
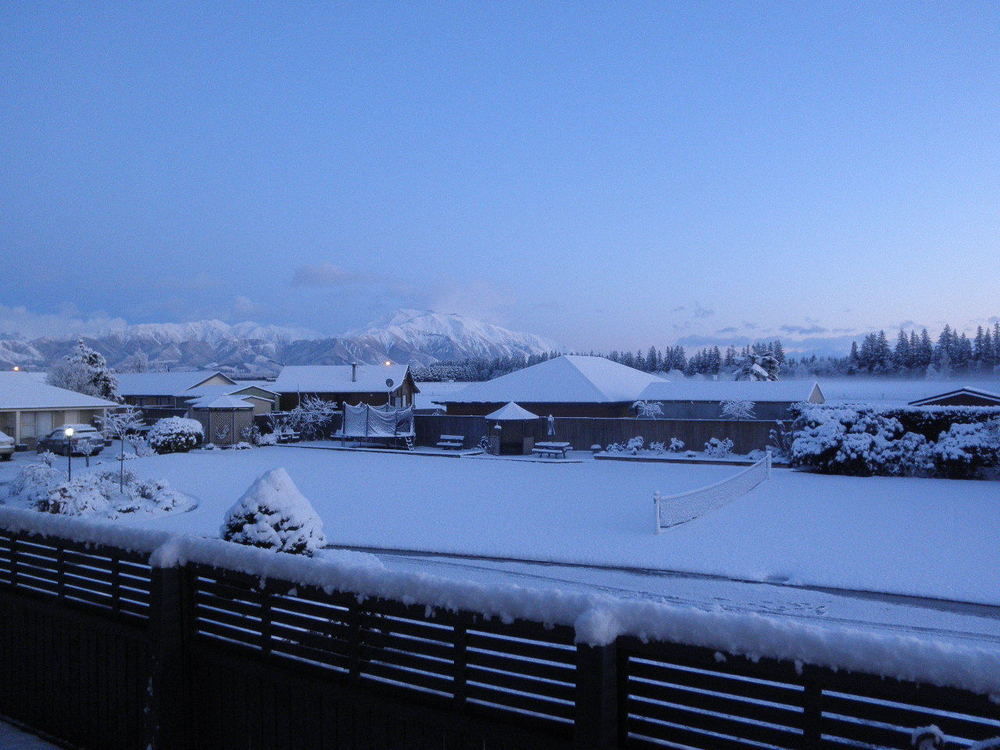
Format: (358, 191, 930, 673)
(385, 378, 394, 389)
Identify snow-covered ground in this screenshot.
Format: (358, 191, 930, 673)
(3, 444, 997, 608)
(0, 721, 60, 750)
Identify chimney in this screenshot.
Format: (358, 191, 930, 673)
(351, 362, 357, 382)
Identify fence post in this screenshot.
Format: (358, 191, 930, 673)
(575, 641, 619, 749)
(145, 563, 190, 750)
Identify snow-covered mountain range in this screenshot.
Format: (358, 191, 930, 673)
(0, 310, 559, 376)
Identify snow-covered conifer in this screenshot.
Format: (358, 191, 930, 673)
(221, 468, 327, 556)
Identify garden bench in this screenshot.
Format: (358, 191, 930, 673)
(532, 441, 572, 459)
(437, 434, 465, 449)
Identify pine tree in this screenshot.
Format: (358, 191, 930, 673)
(47, 340, 120, 402)
(894, 330, 910, 373)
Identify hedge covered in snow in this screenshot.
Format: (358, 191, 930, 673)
(790, 404, 1000, 479)
(148, 417, 203, 454)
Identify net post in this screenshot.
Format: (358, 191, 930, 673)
(653, 492, 662, 534)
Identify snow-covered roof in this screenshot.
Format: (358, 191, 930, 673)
(182, 383, 278, 400)
(189, 395, 255, 410)
(908, 386, 1000, 407)
(273, 365, 415, 394)
(0, 373, 118, 410)
(414, 381, 472, 411)
(115, 370, 235, 396)
(639, 380, 824, 404)
(484, 402, 540, 421)
(442, 356, 665, 404)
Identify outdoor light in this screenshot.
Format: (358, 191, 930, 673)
(384, 360, 392, 366)
(12, 366, 19, 371)
(64, 427, 74, 480)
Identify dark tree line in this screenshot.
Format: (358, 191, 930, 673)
(412, 322, 1000, 382)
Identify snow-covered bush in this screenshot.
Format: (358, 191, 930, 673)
(233, 441, 253, 450)
(589, 443, 602, 453)
(38, 475, 112, 516)
(669, 437, 685, 452)
(791, 406, 936, 477)
(203, 442, 216, 451)
(720, 400, 756, 420)
(257, 432, 278, 446)
(605, 442, 625, 453)
(148, 417, 203, 454)
(648, 441, 666, 454)
(6, 462, 67, 505)
(127, 435, 156, 457)
(684, 450, 697, 458)
(626, 436, 644, 454)
(931, 420, 1000, 479)
(705, 437, 734, 458)
(768, 421, 794, 461)
(221, 468, 327, 556)
(632, 400, 664, 418)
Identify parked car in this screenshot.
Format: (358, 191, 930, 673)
(36, 424, 105, 457)
(0, 430, 14, 461)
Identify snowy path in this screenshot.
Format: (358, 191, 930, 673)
(0, 721, 62, 749)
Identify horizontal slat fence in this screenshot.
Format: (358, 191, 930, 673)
(0, 522, 997, 749)
(415, 415, 779, 454)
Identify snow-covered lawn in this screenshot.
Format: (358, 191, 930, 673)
(4, 444, 996, 607)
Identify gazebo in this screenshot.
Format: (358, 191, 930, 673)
(484, 402, 540, 455)
(189, 395, 254, 447)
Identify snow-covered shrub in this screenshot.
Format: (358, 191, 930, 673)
(684, 450, 697, 458)
(6, 462, 67, 505)
(589, 443, 602, 453)
(221, 468, 326, 556)
(720, 400, 756, 420)
(127, 435, 155, 457)
(233, 441, 253, 450)
(203, 442, 216, 451)
(669, 437, 685, 452)
(632, 400, 664, 418)
(768, 421, 794, 461)
(605, 442, 625, 453)
(38, 475, 112, 516)
(931, 421, 1000, 479)
(148, 417, 203, 454)
(626, 436, 644, 454)
(257, 432, 278, 446)
(705, 437, 734, 458)
(791, 406, 935, 477)
(648, 441, 666, 454)
(131, 477, 187, 512)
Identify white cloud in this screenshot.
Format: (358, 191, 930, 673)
(290, 263, 360, 287)
(0, 304, 128, 339)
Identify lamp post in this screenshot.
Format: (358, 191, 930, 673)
(63, 426, 74, 481)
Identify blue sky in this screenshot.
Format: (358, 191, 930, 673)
(1, 2, 997, 353)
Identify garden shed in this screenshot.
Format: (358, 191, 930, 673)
(189, 395, 255, 447)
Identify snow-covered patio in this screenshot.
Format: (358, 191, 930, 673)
(5, 444, 996, 607)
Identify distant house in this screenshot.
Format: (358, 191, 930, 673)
(116, 371, 278, 417)
(272, 364, 419, 411)
(638, 380, 825, 420)
(0, 372, 118, 447)
(436, 356, 665, 418)
(908, 387, 1000, 408)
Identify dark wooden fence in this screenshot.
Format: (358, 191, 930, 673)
(416, 415, 780, 454)
(0, 518, 998, 749)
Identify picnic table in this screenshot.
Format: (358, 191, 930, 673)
(531, 441, 572, 459)
(436, 434, 465, 450)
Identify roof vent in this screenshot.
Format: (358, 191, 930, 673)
(351, 362, 357, 382)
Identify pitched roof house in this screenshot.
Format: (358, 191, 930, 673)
(0, 372, 118, 446)
(908, 386, 1000, 408)
(436, 356, 665, 417)
(272, 364, 419, 410)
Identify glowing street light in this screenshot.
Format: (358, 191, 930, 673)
(64, 426, 74, 480)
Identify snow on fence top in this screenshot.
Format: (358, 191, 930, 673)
(1, 504, 998, 697)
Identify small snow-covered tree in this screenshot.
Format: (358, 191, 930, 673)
(632, 400, 664, 418)
(733, 353, 779, 382)
(704, 437, 734, 457)
(47, 339, 120, 401)
(99, 406, 145, 491)
(720, 400, 756, 420)
(221, 468, 327, 556)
